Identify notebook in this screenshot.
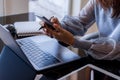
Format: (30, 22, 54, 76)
(14, 21, 43, 37)
(0, 24, 80, 71)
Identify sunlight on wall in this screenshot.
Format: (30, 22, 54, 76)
(29, 0, 69, 20)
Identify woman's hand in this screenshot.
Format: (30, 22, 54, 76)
(40, 17, 75, 46)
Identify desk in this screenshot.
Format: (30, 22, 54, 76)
(0, 12, 35, 25)
(56, 64, 119, 80)
(38, 64, 119, 80)
(87, 64, 119, 80)
(38, 57, 120, 80)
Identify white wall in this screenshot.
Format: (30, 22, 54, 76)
(71, 0, 81, 16)
(71, 0, 97, 34)
(4, 0, 29, 16)
(0, 0, 4, 16)
(69, 0, 88, 16)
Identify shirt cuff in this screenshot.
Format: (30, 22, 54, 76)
(73, 37, 92, 50)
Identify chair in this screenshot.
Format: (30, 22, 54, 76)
(0, 46, 36, 80)
(80, 32, 120, 80)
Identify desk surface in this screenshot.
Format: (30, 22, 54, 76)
(58, 64, 119, 80)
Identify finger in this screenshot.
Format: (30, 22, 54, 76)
(53, 24, 63, 32)
(39, 21, 45, 26)
(43, 27, 50, 34)
(43, 28, 49, 36)
(46, 27, 54, 37)
(49, 16, 54, 21)
(39, 21, 49, 30)
(43, 28, 47, 33)
(51, 17, 60, 24)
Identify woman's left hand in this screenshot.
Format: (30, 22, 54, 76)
(51, 23, 74, 46)
(40, 17, 75, 46)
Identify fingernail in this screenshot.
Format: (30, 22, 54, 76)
(39, 26, 44, 30)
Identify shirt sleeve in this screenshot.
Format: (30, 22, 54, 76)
(73, 37, 120, 60)
(60, 0, 95, 36)
(87, 22, 120, 60)
(88, 37, 120, 60)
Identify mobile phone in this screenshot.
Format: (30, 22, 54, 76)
(36, 15, 55, 30)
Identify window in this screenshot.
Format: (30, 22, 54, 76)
(29, 0, 69, 20)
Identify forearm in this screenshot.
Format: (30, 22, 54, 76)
(72, 38, 93, 50)
(72, 37, 120, 60)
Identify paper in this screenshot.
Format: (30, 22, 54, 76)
(14, 21, 42, 36)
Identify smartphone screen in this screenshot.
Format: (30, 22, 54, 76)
(36, 16, 55, 30)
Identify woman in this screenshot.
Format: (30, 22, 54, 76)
(42, 0, 120, 60)
(41, 0, 120, 79)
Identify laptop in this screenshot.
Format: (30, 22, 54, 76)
(0, 24, 80, 72)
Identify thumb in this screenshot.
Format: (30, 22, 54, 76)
(51, 17, 60, 24)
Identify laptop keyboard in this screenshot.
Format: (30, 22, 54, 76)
(17, 39, 60, 68)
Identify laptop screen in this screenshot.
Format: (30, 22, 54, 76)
(0, 25, 32, 67)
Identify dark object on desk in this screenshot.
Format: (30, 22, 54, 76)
(6, 24, 17, 38)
